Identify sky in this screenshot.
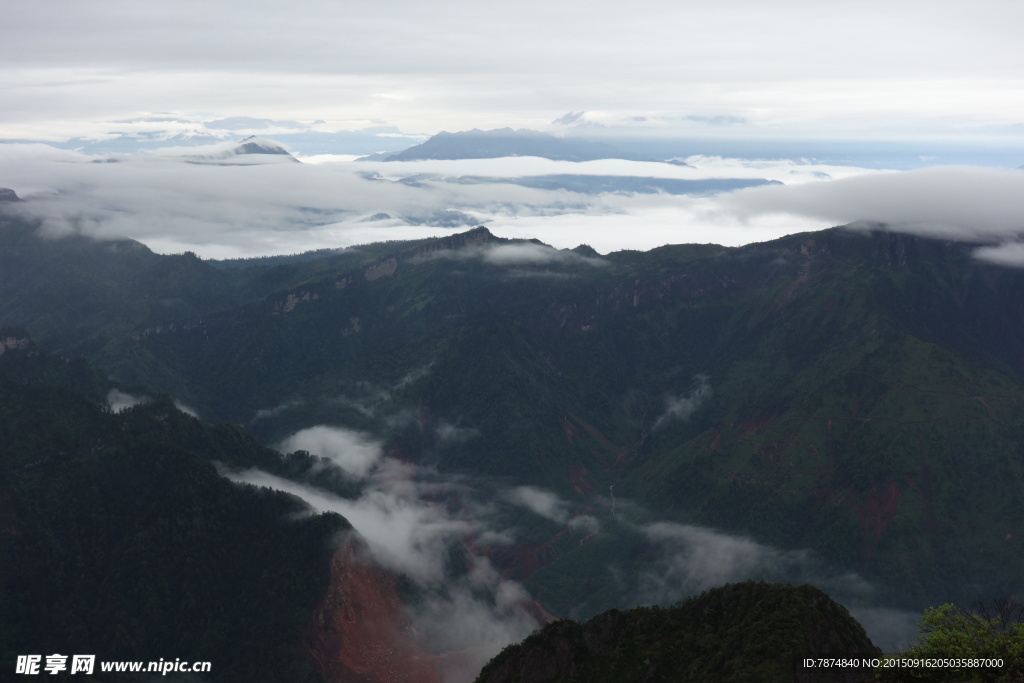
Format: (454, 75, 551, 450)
(2, 0, 1024, 143)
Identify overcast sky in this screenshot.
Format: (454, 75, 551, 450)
(3, 0, 1024, 141)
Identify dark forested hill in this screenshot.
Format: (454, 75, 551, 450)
(4, 208, 1024, 631)
(0, 333, 348, 682)
(475, 581, 880, 683)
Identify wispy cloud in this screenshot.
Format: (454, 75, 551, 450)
(106, 388, 147, 412)
(652, 374, 710, 431)
(481, 242, 603, 266)
(504, 486, 570, 524)
(224, 458, 540, 681)
(278, 425, 383, 478)
(631, 521, 870, 600)
(226, 462, 474, 585)
(973, 243, 1024, 267)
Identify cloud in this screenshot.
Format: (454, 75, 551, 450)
(4, 0, 1024, 146)
(1, 144, 895, 258)
(435, 421, 479, 445)
(652, 374, 710, 431)
(847, 607, 923, 652)
(723, 166, 1024, 244)
(278, 425, 383, 478)
(568, 514, 601, 534)
(0, 145, 613, 257)
(106, 389, 197, 418)
(15, 144, 1024, 265)
(504, 486, 570, 524)
(419, 239, 609, 268)
(251, 400, 303, 422)
(635, 521, 872, 600)
(223, 456, 540, 682)
(106, 388, 147, 412)
(408, 558, 538, 679)
(479, 242, 601, 267)
(476, 529, 516, 547)
(173, 400, 199, 419)
(226, 463, 472, 584)
(973, 242, 1024, 268)
(226, 436, 915, 669)
(625, 520, 924, 651)
(633, 522, 807, 599)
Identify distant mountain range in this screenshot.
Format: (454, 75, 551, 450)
(364, 127, 658, 162)
(4, 118, 425, 157)
(357, 169, 776, 199)
(445, 173, 775, 195)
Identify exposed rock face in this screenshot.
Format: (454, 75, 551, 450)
(364, 258, 398, 282)
(307, 535, 441, 683)
(0, 188, 20, 202)
(273, 289, 320, 313)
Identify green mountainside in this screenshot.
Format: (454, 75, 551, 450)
(0, 333, 346, 682)
(475, 581, 880, 683)
(3, 210, 1024, 627)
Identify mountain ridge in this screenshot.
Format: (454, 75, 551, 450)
(368, 127, 652, 162)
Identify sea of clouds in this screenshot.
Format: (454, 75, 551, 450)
(6, 142, 1023, 266)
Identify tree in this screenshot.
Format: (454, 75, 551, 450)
(877, 601, 1024, 682)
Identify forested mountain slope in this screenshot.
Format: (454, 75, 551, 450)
(0, 333, 348, 681)
(4, 209, 1024, 618)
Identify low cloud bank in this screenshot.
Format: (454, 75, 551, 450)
(481, 242, 600, 266)
(723, 166, 1024, 266)
(8, 144, 1024, 264)
(0, 143, 870, 258)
